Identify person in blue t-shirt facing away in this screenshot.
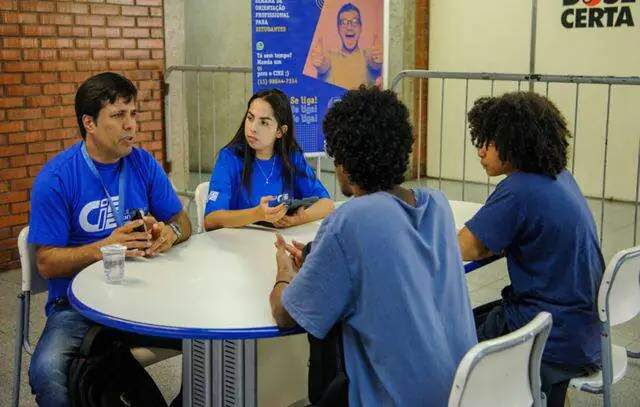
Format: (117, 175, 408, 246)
(457, 91, 604, 407)
(203, 89, 334, 230)
(28, 72, 192, 407)
(269, 86, 477, 407)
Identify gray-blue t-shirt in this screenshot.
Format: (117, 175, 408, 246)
(282, 188, 477, 407)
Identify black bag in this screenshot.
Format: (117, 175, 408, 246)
(302, 242, 349, 407)
(68, 326, 168, 407)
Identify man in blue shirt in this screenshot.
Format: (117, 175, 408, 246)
(28, 72, 192, 407)
(457, 92, 603, 407)
(269, 86, 477, 406)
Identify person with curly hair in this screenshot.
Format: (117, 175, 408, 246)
(269, 86, 477, 406)
(203, 89, 334, 230)
(458, 91, 604, 407)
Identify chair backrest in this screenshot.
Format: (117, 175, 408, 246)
(599, 245, 640, 326)
(448, 311, 553, 407)
(17, 226, 48, 294)
(194, 181, 210, 233)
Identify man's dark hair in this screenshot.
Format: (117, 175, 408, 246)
(75, 72, 137, 139)
(468, 91, 570, 179)
(337, 3, 361, 26)
(323, 86, 413, 192)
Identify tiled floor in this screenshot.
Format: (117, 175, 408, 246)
(2, 173, 639, 406)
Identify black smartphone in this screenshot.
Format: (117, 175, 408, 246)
(128, 208, 147, 233)
(284, 196, 320, 215)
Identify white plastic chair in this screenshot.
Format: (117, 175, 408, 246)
(194, 181, 210, 233)
(569, 246, 640, 407)
(448, 311, 553, 407)
(12, 226, 180, 407)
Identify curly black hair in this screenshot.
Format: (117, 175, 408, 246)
(323, 86, 413, 192)
(468, 91, 570, 179)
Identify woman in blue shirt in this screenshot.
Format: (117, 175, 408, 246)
(204, 89, 333, 230)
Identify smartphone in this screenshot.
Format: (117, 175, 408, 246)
(128, 208, 147, 233)
(284, 197, 320, 215)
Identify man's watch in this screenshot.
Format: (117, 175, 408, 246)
(167, 221, 183, 242)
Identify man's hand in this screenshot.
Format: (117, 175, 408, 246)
(143, 215, 178, 257)
(103, 220, 152, 258)
(274, 233, 301, 278)
(370, 34, 383, 66)
(275, 233, 307, 271)
(311, 38, 330, 75)
(272, 207, 307, 229)
(256, 196, 288, 224)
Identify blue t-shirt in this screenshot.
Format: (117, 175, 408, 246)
(29, 142, 183, 315)
(204, 146, 330, 214)
(282, 189, 477, 407)
(466, 170, 604, 365)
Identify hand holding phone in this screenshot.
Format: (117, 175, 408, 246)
(128, 208, 148, 233)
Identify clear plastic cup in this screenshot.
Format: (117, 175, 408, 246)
(100, 244, 126, 283)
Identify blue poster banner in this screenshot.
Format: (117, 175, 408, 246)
(252, 0, 384, 156)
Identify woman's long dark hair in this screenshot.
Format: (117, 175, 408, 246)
(223, 89, 307, 194)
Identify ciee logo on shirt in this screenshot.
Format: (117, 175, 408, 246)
(79, 197, 121, 233)
(208, 190, 219, 202)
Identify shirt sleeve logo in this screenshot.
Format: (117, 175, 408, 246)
(208, 191, 220, 202)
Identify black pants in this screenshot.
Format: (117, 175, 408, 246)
(474, 300, 598, 407)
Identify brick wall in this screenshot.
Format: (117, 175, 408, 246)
(412, 0, 429, 178)
(0, 0, 166, 271)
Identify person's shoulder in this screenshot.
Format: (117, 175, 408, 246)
(37, 142, 83, 180)
(218, 146, 242, 163)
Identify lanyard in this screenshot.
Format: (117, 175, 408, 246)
(81, 142, 126, 227)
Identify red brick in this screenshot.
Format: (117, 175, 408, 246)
(0, 49, 21, 60)
(0, 145, 26, 158)
(28, 164, 44, 177)
(0, 159, 8, 170)
(0, 167, 26, 180)
(136, 0, 161, 5)
(136, 132, 152, 142)
(43, 84, 75, 95)
(123, 50, 149, 59)
(153, 111, 162, 120)
(110, 0, 135, 4)
(3, 61, 39, 72)
(76, 39, 106, 48)
(0, 98, 24, 109)
(58, 26, 89, 37)
(41, 38, 74, 49)
(0, 121, 24, 133)
(109, 60, 137, 70)
(136, 111, 152, 121)
(9, 130, 42, 144)
(3, 38, 38, 48)
(76, 61, 108, 71)
(0, 228, 11, 239)
(57, 3, 89, 14)
(60, 94, 76, 105)
(22, 25, 56, 37)
(20, 1, 55, 12)
(122, 5, 148, 16)
(62, 139, 77, 149)
(91, 4, 120, 15)
(136, 17, 162, 27)
(24, 73, 58, 85)
(6, 85, 40, 97)
(41, 13, 74, 25)
(2, 192, 27, 204)
(127, 71, 152, 81)
(75, 15, 105, 26)
(28, 141, 60, 154)
(62, 117, 76, 128)
(0, 214, 29, 228)
(0, 24, 19, 36)
(139, 80, 160, 90)
(141, 141, 162, 151)
(137, 39, 163, 49)
(150, 28, 162, 38)
(108, 39, 136, 49)
(26, 96, 57, 107)
(41, 61, 76, 72)
(45, 106, 75, 118)
(151, 50, 163, 59)
(91, 27, 121, 38)
(93, 49, 122, 60)
(0, 74, 22, 85)
(138, 60, 163, 70)
(23, 49, 57, 61)
(139, 100, 161, 111)
(149, 7, 161, 17)
(46, 128, 76, 140)
(0, 205, 7, 216)
(9, 154, 45, 167)
(10, 201, 30, 213)
(108, 16, 135, 26)
(140, 121, 162, 131)
(7, 109, 41, 121)
(2, 12, 37, 24)
(0, 0, 17, 10)
(122, 27, 149, 38)
(59, 49, 91, 60)
(26, 118, 61, 131)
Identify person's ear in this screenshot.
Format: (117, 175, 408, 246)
(277, 124, 288, 139)
(82, 115, 96, 134)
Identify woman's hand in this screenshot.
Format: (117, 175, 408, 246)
(255, 195, 287, 223)
(272, 207, 307, 229)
